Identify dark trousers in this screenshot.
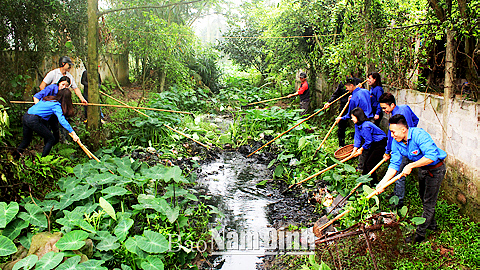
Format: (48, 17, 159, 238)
(416, 163, 445, 237)
(17, 114, 60, 157)
(373, 111, 383, 127)
(300, 100, 310, 116)
(362, 138, 387, 185)
(337, 103, 349, 147)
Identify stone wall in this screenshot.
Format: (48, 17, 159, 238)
(387, 87, 480, 220)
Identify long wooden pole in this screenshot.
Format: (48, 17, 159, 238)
(247, 92, 349, 157)
(163, 124, 210, 149)
(10, 101, 193, 115)
(246, 94, 297, 106)
(99, 91, 150, 117)
(313, 100, 351, 157)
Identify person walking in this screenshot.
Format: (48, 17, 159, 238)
(377, 114, 446, 244)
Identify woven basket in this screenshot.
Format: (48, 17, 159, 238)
(334, 144, 354, 160)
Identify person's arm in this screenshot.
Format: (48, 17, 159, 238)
(377, 167, 398, 191)
(52, 103, 74, 133)
(73, 87, 88, 104)
(33, 85, 53, 104)
(409, 107, 420, 127)
(81, 71, 88, 86)
(341, 99, 355, 120)
(361, 126, 374, 150)
(297, 82, 308, 95)
(401, 157, 433, 175)
(39, 81, 47, 90)
(33, 97, 40, 104)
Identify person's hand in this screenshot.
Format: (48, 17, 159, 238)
(401, 164, 414, 175)
(353, 147, 363, 157)
(323, 102, 331, 109)
(81, 99, 88, 105)
(375, 184, 386, 195)
(288, 93, 296, 98)
(383, 153, 391, 160)
(69, 132, 80, 142)
(348, 95, 352, 101)
(374, 114, 379, 120)
(335, 117, 342, 123)
(356, 83, 362, 89)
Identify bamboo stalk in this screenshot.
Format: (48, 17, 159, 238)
(246, 94, 297, 106)
(163, 124, 210, 149)
(313, 100, 351, 157)
(100, 91, 150, 118)
(9, 100, 192, 115)
(247, 92, 349, 157)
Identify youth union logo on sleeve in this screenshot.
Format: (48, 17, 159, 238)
(411, 150, 419, 155)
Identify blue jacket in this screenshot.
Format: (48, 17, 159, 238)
(385, 105, 420, 154)
(27, 100, 74, 133)
(34, 84, 59, 101)
(370, 86, 384, 116)
(389, 127, 446, 171)
(341, 88, 373, 120)
(354, 121, 387, 149)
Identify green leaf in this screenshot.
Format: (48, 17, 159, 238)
(114, 218, 134, 242)
(12, 254, 38, 270)
(117, 166, 135, 179)
(389, 195, 399, 205)
(166, 206, 179, 223)
(0, 202, 19, 228)
(308, 254, 320, 269)
(56, 210, 83, 228)
(256, 180, 268, 186)
(20, 233, 33, 249)
(0, 235, 17, 256)
(76, 259, 107, 270)
(96, 235, 120, 251)
(125, 237, 140, 254)
(399, 206, 408, 217)
(298, 136, 308, 150)
(137, 230, 169, 253)
(274, 165, 284, 177)
(18, 203, 47, 228)
(141, 255, 165, 270)
(56, 256, 81, 270)
(75, 219, 97, 234)
(2, 219, 29, 240)
(99, 197, 116, 220)
(74, 185, 97, 201)
(319, 261, 332, 270)
(411, 217, 426, 225)
(163, 166, 182, 183)
(267, 159, 276, 169)
(36, 251, 65, 270)
(121, 264, 133, 270)
(356, 175, 371, 183)
(343, 164, 356, 173)
(101, 186, 128, 199)
(55, 230, 89, 250)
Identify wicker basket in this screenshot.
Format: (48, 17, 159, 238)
(334, 144, 354, 160)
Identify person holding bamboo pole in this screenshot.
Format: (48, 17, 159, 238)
(14, 88, 80, 158)
(377, 114, 446, 244)
(349, 107, 387, 185)
(287, 72, 309, 115)
(367, 72, 384, 126)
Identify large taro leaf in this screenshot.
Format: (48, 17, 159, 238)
(56, 176, 81, 193)
(20, 232, 33, 250)
(56, 210, 83, 228)
(163, 166, 186, 183)
(75, 185, 97, 201)
(76, 259, 107, 270)
(55, 230, 89, 250)
(141, 166, 167, 181)
(141, 255, 165, 270)
(56, 256, 81, 270)
(134, 195, 177, 222)
(99, 197, 116, 220)
(75, 219, 96, 234)
(136, 230, 168, 254)
(96, 235, 120, 251)
(162, 185, 188, 198)
(101, 186, 128, 199)
(73, 164, 94, 179)
(0, 235, 17, 256)
(114, 218, 134, 242)
(35, 251, 65, 270)
(356, 174, 372, 183)
(18, 203, 47, 228)
(12, 254, 37, 270)
(89, 173, 118, 186)
(2, 219, 29, 240)
(0, 201, 19, 228)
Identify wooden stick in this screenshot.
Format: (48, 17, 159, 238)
(283, 154, 354, 194)
(246, 94, 297, 106)
(163, 124, 210, 149)
(327, 158, 387, 215)
(100, 91, 150, 118)
(247, 92, 349, 157)
(313, 100, 350, 157)
(9, 100, 193, 115)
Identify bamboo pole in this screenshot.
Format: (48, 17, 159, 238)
(9, 101, 192, 115)
(163, 124, 210, 149)
(247, 92, 349, 157)
(246, 94, 297, 106)
(99, 91, 150, 117)
(282, 154, 355, 194)
(313, 100, 350, 157)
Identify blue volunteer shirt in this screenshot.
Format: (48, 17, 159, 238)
(27, 100, 74, 133)
(385, 104, 420, 154)
(34, 84, 59, 101)
(389, 127, 446, 171)
(354, 121, 387, 149)
(370, 86, 384, 116)
(341, 88, 373, 120)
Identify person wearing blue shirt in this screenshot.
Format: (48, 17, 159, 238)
(379, 92, 420, 207)
(15, 88, 80, 158)
(377, 114, 446, 244)
(367, 72, 384, 126)
(336, 78, 373, 122)
(349, 107, 387, 185)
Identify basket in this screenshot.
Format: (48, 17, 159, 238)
(334, 144, 354, 160)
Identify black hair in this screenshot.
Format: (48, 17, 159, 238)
(345, 77, 356, 86)
(351, 107, 368, 125)
(389, 114, 409, 128)
(378, 92, 396, 105)
(57, 76, 71, 86)
(368, 72, 382, 88)
(299, 72, 307, 78)
(58, 56, 73, 67)
(43, 88, 74, 118)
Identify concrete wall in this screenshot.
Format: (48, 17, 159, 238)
(387, 87, 480, 220)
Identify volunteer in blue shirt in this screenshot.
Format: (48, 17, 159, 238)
(336, 77, 373, 123)
(367, 72, 384, 126)
(349, 107, 387, 185)
(379, 92, 420, 207)
(377, 114, 446, 244)
(16, 88, 80, 157)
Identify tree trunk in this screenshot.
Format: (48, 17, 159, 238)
(87, 0, 100, 130)
(442, 28, 455, 150)
(159, 69, 166, 92)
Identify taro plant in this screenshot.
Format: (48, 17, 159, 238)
(0, 156, 217, 269)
